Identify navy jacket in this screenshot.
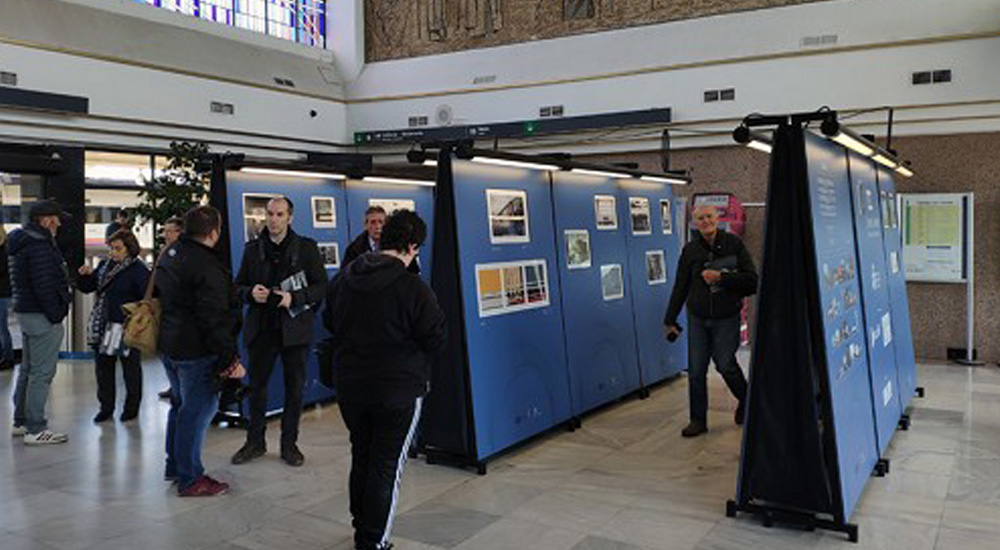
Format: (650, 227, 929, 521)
(7, 224, 71, 324)
(664, 229, 758, 325)
(77, 259, 150, 324)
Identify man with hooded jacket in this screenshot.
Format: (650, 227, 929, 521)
(324, 210, 446, 550)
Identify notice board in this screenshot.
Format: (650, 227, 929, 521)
(900, 193, 969, 283)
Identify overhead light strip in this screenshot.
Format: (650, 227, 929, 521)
(570, 167, 633, 179)
(470, 156, 562, 172)
(241, 167, 346, 180)
(363, 176, 436, 187)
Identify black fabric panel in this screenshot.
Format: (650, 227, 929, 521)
(737, 124, 835, 515)
(421, 149, 477, 461)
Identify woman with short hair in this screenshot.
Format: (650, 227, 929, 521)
(78, 229, 150, 423)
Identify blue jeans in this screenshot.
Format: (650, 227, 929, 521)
(13, 313, 64, 434)
(687, 313, 748, 424)
(0, 298, 13, 363)
(162, 355, 219, 489)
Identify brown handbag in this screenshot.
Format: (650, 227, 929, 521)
(121, 253, 162, 357)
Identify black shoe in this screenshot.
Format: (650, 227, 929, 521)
(93, 411, 113, 423)
(735, 401, 746, 426)
(158, 389, 173, 399)
(681, 421, 708, 438)
(231, 442, 266, 465)
(281, 444, 305, 467)
(0, 359, 14, 371)
(120, 411, 138, 423)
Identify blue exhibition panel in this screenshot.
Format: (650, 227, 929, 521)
(451, 159, 574, 460)
(550, 172, 642, 415)
(846, 153, 904, 454)
(225, 171, 348, 411)
(343, 179, 436, 283)
(620, 180, 687, 385)
(875, 167, 917, 411)
(803, 132, 879, 520)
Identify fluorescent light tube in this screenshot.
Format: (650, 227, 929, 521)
(470, 156, 561, 171)
(570, 168, 632, 179)
(422, 159, 438, 167)
(363, 176, 436, 187)
(241, 167, 346, 180)
(871, 154, 897, 169)
(831, 132, 874, 157)
(640, 175, 689, 185)
(895, 165, 914, 177)
(747, 140, 772, 154)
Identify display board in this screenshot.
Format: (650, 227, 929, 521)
(900, 193, 968, 283)
(621, 179, 686, 386)
(224, 171, 348, 412)
(343, 179, 435, 283)
(846, 153, 904, 454)
(450, 159, 573, 460)
(877, 169, 918, 411)
(804, 132, 879, 520)
(551, 172, 642, 415)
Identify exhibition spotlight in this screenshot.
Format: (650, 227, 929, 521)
(819, 119, 875, 157)
(406, 149, 438, 167)
(732, 126, 773, 154)
(470, 156, 561, 172)
(570, 167, 633, 179)
(362, 176, 436, 187)
(241, 167, 347, 180)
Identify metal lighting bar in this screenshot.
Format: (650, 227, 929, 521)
(362, 176, 436, 187)
(241, 167, 346, 179)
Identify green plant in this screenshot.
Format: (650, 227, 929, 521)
(133, 141, 211, 251)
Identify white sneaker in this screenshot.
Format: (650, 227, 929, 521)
(11, 425, 25, 437)
(23, 430, 68, 445)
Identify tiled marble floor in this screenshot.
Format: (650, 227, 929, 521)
(1, 360, 998, 550)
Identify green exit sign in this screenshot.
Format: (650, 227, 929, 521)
(523, 121, 539, 135)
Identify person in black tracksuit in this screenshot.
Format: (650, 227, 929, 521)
(324, 210, 446, 550)
(665, 204, 758, 438)
(231, 197, 327, 468)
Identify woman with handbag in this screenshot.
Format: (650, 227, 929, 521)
(78, 229, 150, 423)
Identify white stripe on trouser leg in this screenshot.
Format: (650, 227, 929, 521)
(378, 396, 423, 549)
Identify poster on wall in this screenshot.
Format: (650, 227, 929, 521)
(900, 193, 967, 282)
(601, 264, 625, 301)
(594, 195, 618, 230)
(318, 242, 340, 269)
(487, 189, 530, 244)
(311, 196, 337, 228)
(243, 193, 279, 242)
(630, 197, 652, 235)
(645, 250, 667, 285)
(564, 229, 592, 270)
(475, 259, 550, 317)
(370, 198, 416, 215)
(660, 199, 673, 234)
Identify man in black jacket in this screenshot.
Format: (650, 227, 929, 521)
(157, 206, 244, 497)
(344, 205, 420, 275)
(324, 210, 446, 550)
(231, 197, 326, 467)
(8, 200, 72, 445)
(665, 204, 758, 438)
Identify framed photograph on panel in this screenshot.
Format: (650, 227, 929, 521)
(487, 189, 530, 244)
(630, 197, 652, 235)
(311, 196, 337, 228)
(645, 250, 667, 285)
(369, 198, 416, 215)
(243, 193, 279, 242)
(594, 195, 618, 230)
(601, 264, 625, 301)
(317, 242, 340, 269)
(660, 199, 673, 234)
(565, 229, 592, 270)
(475, 259, 550, 317)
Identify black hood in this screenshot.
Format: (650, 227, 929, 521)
(345, 252, 409, 294)
(6, 224, 53, 255)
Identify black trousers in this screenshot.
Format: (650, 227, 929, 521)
(95, 351, 142, 415)
(246, 339, 308, 448)
(339, 397, 423, 550)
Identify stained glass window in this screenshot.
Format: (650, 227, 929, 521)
(130, 0, 326, 48)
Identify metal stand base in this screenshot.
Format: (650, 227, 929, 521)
(726, 500, 858, 543)
(955, 359, 985, 366)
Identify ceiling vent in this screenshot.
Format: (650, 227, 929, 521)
(435, 104, 455, 126)
(210, 101, 235, 115)
(912, 69, 952, 85)
(472, 75, 497, 85)
(540, 105, 565, 118)
(0, 71, 17, 87)
(272, 77, 296, 88)
(408, 115, 429, 128)
(704, 88, 736, 103)
(801, 34, 839, 48)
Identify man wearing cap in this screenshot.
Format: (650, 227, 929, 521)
(8, 200, 73, 445)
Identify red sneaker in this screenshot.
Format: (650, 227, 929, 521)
(178, 475, 230, 497)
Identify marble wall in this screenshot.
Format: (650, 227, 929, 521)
(587, 131, 1000, 362)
